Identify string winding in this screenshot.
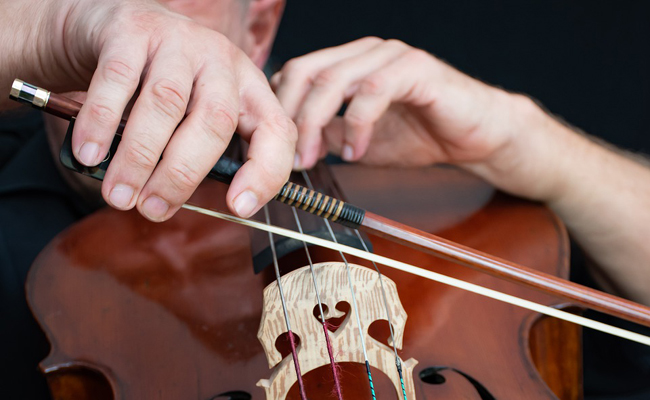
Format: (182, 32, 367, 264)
(290, 206, 344, 399)
(263, 206, 308, 400)
(352, 229, 408, 400)
(301, 172, 377, 400)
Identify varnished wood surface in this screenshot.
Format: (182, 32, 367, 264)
(27, 164, 580, 399)
(362, 209, 650, 327)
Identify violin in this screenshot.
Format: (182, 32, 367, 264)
(12, 80, 650, 399)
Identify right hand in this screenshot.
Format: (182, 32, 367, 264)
(8, 0, 297, 222)
(272, 37, 567, 202)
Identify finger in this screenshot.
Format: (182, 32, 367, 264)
(342, 52, 433, 161)
(293, 40, 410, 168)
(73, 35, 147, 166)
(323, 116, 394, 166)
(133, 61, 240, 222)
(322, 116, 345, 155)
(274, 36, 383, 118)
(270, 70, 282, 91)
(230, 68, 297, 218)
(102, 46, 194, 212)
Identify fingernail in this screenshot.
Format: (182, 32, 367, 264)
(142, 195, 170, 222)
(78, 142, 100, 166)
(342, 144, 354, 161)
(293, 154, 302, 170)
(109, 184, 134, 209)
(233, 190, 259, 218)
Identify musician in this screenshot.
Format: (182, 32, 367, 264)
(0, 0, 291, 397)
(1, 0, 296, 222)
(1, 1, 648, 399)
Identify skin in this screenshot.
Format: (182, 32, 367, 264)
(0, 0, 294, 221)
(2, 3, 647, 307)
(273, 37, 650, 306)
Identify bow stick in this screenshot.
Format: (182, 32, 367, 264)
(9, 78, 650, 329)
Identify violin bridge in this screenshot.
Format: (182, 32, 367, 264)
(256, 262, 418, 399)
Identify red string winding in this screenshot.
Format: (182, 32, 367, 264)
(322, 321, 344, 399)
(287, 330, 308, 400)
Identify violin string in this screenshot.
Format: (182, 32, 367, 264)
(301, 171, 377, 400)
(351, 228, 408, 400)
(263, 206, 308, 400)
(290, 206, 344, 400)
(181, 203, 650, 347)
(323, 218, 377, 400)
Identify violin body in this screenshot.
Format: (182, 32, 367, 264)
(27, 164, 580, 399)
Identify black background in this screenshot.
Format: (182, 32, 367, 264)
(272, 3, 650, 398)
(272, 0, 650, 153)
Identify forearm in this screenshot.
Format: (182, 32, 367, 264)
(1, 1, 61, 108)
(0, 0, 107, 110)
(492, 100, 650, 305)
(272, 38, 650, 304)
(545, 126, 650, 305)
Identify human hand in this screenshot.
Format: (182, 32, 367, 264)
(16, 0, 296, 221)
(272, 37, 567, 202)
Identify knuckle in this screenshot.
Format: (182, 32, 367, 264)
(360, 36, 383, 45)
(129, 12, 160, 33)
(123, 137, 159, 171)
(255, 158, 289, 194)
(103, 59, 139, 88)
(166, 160, 202, 192)
(197, 116, 229, 152)
(118, 6, 174, 37)
(384, 38, 407, 49)
(270, 114, 298, 145)
(294, 115, 316, 133)
(202, 100, 238, 135)
(344, 111, 371, 129)
(150, 79, 189, 121)
(88, 102, 118, 126)
(405, 48, 431, 64)
(312, 68, 340, 88)
(282, 58, 307, 78)
(358, 75, 385, 96)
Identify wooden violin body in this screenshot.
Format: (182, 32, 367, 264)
(27, 164, 580, 399)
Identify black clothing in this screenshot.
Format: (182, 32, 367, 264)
(0, 110, 99, 399)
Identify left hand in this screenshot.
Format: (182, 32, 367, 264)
(271, 37, 562, 203)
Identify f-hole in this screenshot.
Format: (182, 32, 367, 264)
(419, 366, 496, 400)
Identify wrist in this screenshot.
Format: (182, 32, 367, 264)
(9, 0, 167, 97)
(510, 95, 571, 202)
(57, 0, 181, 88)
(0, 1, 59, 105)
(464, 92, 579, 203)
(53, 0, 113, 90)
(5, 0, 97, 93)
